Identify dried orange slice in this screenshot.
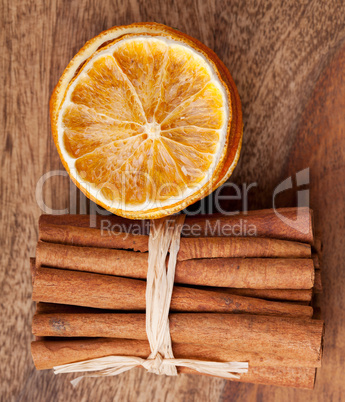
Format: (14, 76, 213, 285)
(50, 23, 242, 219)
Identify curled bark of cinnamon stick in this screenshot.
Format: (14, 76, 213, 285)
(32, 313, 324, 368)
(39, 207, 313, 243)
(32, 253, 313, 302)
(209, 288, 313, 302)
(31, 338, 316, 389)
(183, 208, 314, 244)
(177, 237, 311, 260)
(32, 258, 313, 304)
(35, 242, 315, 289)
(39, 224, 148, 252)
(31, 267, 313, 318)
(38, 224, 311, 260)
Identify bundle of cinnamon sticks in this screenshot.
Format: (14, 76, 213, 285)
(30, 207, 323, 389)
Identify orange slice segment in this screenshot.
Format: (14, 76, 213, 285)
(71, 55, 146, 124)
(113, 39, 168, 123)
(74, 134, 148, 186)
(160, 127, 219, 154)
(160, 82, 226, 130)
(63, 104, 144, 158)
(160, 137, 214, 184)
(151, 139, 187, 200)
(115, 139, 154, 205)
(153, 44, 212, 124)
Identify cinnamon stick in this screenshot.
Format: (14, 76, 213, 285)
(38, 224, 311, 260)
(32, 253, 313, 301)
(29, 336, 306, 370)
(210, 288, 313, 302)
(31, 338, 316, 388)
(31, 267, 313, 318)
(32, 313, 324, 368)
(181, 257, 315, 290)
(184, 208, 313, 244)
(39, 207, 313, 243)
(35, 242, 315, 289)
(177, 237, 311, 260)
(39, 224, 148, 252)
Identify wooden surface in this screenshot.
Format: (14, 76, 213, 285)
(1, 1, 345, 401)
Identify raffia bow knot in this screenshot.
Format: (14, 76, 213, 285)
(142, 353, 165, 374)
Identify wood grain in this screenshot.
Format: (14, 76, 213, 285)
(1, 0, 345, 401)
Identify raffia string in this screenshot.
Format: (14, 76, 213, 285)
(53, 215, 248, 386)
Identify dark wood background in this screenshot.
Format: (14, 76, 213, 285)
(1, 1, 345, 400)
